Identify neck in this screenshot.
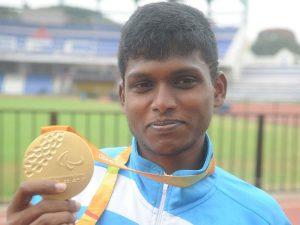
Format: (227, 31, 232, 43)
(139, 136, 206, 174)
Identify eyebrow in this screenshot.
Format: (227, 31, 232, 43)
(126, 72, 150, 80)
(127, 66, 204, 79)
(171, 68, 204, 77)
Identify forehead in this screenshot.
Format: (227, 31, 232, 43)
(124, 52, 210, 80)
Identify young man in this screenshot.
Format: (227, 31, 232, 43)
(7, 2, 290, 225)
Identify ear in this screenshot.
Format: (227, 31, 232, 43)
(213, 71, 227, 108)
(119, 80, 125, 112)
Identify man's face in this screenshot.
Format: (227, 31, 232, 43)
(119, 52, 226, 156)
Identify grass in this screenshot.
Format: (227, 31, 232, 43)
(0, 96, 299, 201)
(0, 95, 121, 111)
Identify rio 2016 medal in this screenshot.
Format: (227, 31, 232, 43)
(23, 130, 94, 200)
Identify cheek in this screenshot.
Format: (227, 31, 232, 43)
(183, 90, 214, 128)
(124, 97, 145, 132)
(183, 87, 214, 110)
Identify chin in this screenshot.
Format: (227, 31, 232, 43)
(144, 139, 192, 157)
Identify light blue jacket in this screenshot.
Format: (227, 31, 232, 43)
(74, 135, 290, 225)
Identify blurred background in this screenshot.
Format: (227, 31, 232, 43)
(0, 0, 299, 224)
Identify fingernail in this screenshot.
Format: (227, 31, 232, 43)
(75, 201, 81, 211)
(55, 183, 67, 192)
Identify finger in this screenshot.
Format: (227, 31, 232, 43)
(34, 199, 80, 214)
(7, 180, 66, 215)
(30, 211, 76, 225)
(7, 200, 80, 225)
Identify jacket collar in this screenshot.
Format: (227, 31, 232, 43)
(128, 134, 216, 211)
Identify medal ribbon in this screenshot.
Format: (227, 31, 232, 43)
(41, 125, 216, 224)
(75, 147, 131, 225)
(42, 125, 215, 187)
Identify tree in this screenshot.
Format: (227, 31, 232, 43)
(96, 0, 101, 12)
(133, 0, 180, 6)
(239, 0, 248, 23)
(59, 0, 65, 7)
(22, 0, 30, 9)
(251, 28, 300, 56)
(206, 0, 214, 18)
(0, 6, 20, 20)
(133, 0, 140, 7)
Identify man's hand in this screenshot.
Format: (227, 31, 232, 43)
(6, 180, 80, 225)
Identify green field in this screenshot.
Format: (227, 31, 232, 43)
(0, 96, 299, 202)
(0, 95, 121, 110)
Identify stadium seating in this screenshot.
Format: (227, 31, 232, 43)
(24, 74, 53, 95)
(2, 74, 24, 95)
(227, 66, 300, 102)
(214, 26, 238, 59)
(97, 39, 119, 56)
(0, 21, 236, 59)
(0, 21, 121, 57)
(0, 20, 239, 96)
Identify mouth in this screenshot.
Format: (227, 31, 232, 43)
(148, 119, 184, 131)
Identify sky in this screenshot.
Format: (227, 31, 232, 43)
(0, 0, 299, 41)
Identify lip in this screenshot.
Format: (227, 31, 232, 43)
(147, 119, 184, 131)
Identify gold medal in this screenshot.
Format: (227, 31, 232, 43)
(24, 126, 215, 225)
(23, 130, 94, 200)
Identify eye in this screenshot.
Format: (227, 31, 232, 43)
(174, 76, 198, 89)
(130, 80, 153, 93)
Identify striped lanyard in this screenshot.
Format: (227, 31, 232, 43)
(41, 126, 216, 225)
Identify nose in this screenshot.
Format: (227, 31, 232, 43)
(150, 84, 176, 114)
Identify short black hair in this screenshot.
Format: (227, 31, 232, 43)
(118, 2, 219, 80)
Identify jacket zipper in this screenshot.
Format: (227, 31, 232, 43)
(154, 183, 168, 225)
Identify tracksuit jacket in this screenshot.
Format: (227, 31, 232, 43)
(73, 135, 290, 225)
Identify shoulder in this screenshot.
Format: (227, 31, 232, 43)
(214, 167, 290, 224)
